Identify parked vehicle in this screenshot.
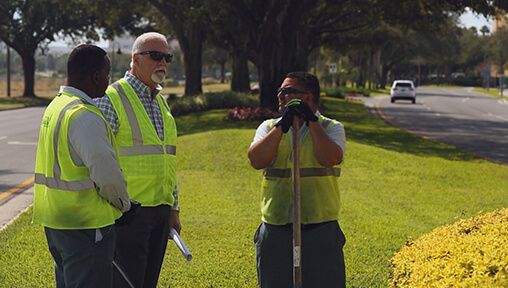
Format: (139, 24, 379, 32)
(390, 80, 416, 104)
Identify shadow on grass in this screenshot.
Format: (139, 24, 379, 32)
(3, 94, 484, 163)
(175, 109, 260, 137)
(176, 99, 482, 163)
(320, 98, 481, 162)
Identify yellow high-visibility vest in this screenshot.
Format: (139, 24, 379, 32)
(33, 92, 122, 229)
(106, 80, 177, 206)
(261, 116, 342, 225)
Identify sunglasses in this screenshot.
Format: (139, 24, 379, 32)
(277, 87, 308, 96)
(138, 51, 173, 63)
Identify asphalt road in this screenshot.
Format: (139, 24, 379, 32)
(372, 86, 508, 165)
(0, 107, 44, 189)
(0, 107, 44, 230)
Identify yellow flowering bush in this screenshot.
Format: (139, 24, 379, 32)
(390, 208, 508, 287)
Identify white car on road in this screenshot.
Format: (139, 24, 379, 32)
(390, 80, 416, 104)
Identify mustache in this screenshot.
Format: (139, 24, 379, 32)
(155, 67, 167, 73)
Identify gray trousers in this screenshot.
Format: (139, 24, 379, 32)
(45, 225, 116, 288)
(254, 221, 346, 288)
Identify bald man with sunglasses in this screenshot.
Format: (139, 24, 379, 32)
(248, 71, 347, 287)
(96, 32, 180, 288)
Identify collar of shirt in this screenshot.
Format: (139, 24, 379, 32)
(59, 86, 97, 106)
(123, 71, 162, 100)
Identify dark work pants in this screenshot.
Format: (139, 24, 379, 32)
(254, 221, 346, 288)
(45, 225, 116, 288)
(113, 205, 170, 288)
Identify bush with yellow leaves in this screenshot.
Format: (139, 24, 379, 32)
(390, 208, 508, 287)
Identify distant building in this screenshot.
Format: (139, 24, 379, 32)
(491, 9, 507, 78)
(493, 9, 507, 33)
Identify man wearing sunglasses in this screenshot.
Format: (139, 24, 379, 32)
(248, 71, 347, 287)
(95, 32, 180, 288)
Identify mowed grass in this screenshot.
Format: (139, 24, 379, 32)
(1, 97, 508, 287)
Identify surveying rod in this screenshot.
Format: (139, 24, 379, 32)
(292, 115, 302, 288)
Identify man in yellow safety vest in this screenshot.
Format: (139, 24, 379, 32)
(248, 71, 347, 287)
(33, 44, 137, 288)
(96, 32, 180, 288)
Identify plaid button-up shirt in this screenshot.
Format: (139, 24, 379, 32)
(95, 71, 179, 210)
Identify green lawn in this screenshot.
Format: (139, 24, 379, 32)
(1, 97, 507, 287)
(473, 87, 508, 99)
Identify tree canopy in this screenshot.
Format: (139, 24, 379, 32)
(1, 0, 508, 102)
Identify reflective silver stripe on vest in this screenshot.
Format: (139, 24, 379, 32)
(34, 98, 95, 191)
(111, 82, 176, 156)
(111, 82, 144, 146)
(264, 167, 341, 178)
(118, 144, 176, 156)
(35, 173, 96, 191)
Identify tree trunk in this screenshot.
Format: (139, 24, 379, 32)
(21, 50, 36, 98)
(380, 65, 389, 89)
(220, 60, 226, 84)
(255, 33, 309, 109)
(231, 52, 250, 92)
(183, 23, 203, 96)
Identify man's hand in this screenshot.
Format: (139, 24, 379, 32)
(168, 209, 181, 239)
(274, 108, 294, 133)
(115, 200, 141, 227)
(286, 98, 318, 123)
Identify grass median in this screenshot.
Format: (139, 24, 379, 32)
(1, 97, 507, 287)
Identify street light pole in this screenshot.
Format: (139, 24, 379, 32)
(111, 42, 122, 82)
(500, 27, 504, 97)
(7, 45, 10, 97)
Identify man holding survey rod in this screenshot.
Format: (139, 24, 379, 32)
(247, 71, 347, 287)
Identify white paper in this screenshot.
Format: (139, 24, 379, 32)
(169, 228, 192, 262)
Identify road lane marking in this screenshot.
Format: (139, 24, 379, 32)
(7, 141, 38, 145)
(0, 176, 34, 202)
(496, 115, 508, 122)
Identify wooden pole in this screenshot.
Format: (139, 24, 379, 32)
(7, 45, 11, 97)
(292, 115, 302, 288)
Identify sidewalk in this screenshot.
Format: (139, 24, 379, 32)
(0, 185, 34, 232)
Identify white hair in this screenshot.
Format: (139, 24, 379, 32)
(132, 32, 168, 53)
(130, 32, 168, 67)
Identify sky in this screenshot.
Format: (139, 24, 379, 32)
(459, 8, 492, 32)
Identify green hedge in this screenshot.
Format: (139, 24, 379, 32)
(321, 87, 371, 99)
(168, 92, 259, 117)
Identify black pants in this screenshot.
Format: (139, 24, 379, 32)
(254, 221, 346, 288)
(113, 205, 170, 288)
(45, 225, 116, 288)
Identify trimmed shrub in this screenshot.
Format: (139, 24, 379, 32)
(390, 208, 508, 287)
(228, 107, 279, 121)
(168, 91, 259, 117)
(321, 87, 370, 99)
